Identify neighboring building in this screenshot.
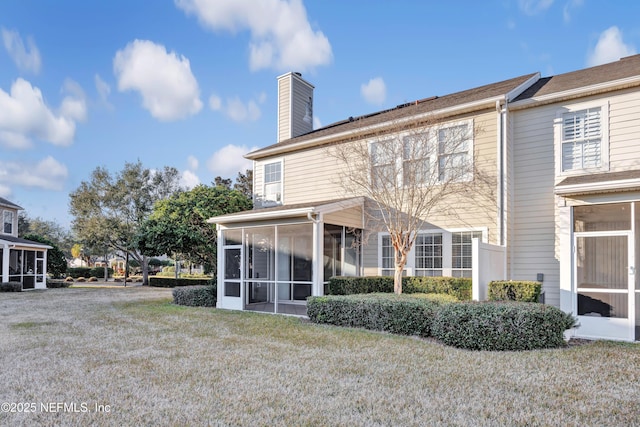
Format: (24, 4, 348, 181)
(210, 57, 640, 342)
(0, 197, 50, 289)
(510, 54, 640, 341)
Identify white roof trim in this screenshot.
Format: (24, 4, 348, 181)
(207, 197, 364, 224)
(555, 178, 640, 196)
(0, 239, 51, 249)
(510, 75, 640, 110)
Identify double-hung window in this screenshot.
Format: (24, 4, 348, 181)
(380, 235, 395, 276)
(415, 233, 442, 276)
(402, 133, 430, 186)
(438, 123, 472, 182)
(371, 140, 396, 189)
(451, 231, 482, 277)
(3, 211, 13, 234)
(263, 161, 282, 205)
(561, 108, 601, 172)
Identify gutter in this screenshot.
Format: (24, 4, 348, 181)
(554, 178, 640, 196)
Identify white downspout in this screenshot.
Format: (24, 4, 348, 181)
(1, 243, 9, 282)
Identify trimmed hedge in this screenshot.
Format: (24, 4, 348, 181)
(403, 276, 472, 301)
(307, 293, 457, 337)
(67, 267, 91, 278)
(327, 276, 472, 301)
(172, 285, 217, 307)
(89, 267, 114, 279)
(0, 282, 22, 292)
(47, 279, 70, 288)
(431, 301, 577, 351)
(150, 276, 214, 288)
(489, 280, 542, 303)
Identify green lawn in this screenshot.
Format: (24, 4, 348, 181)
(0, 287, 638, 426)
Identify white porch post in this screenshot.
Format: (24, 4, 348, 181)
(42, 250, 48, 289)
(216, 225, 224, 309)
(1, 243, 9, 282)
(312, 218, 322, 296)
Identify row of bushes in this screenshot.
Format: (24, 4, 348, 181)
(488, 280, 542, 303)
(149, 277, 214, 288)
(307, 293, 576, 351)
(328, 276, 473, 301)
(67, 267, 114, 279)
(172, 285, 217, 307)
(0, 282, 22, 292)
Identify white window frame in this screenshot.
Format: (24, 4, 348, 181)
(414, 232, 443, 277)
(555, 101, 609, 176)
(3, 210, 13, 235)
(262, 159, 283, 206)
(377, 227, 486, 277)
(451, 230, 484, 278)
(368, 119, 473, 188)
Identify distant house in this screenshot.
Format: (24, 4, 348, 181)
(209, 57, 640, 342)
(0, 197, 50, 289)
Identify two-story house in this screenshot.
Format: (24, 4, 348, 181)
(0, 197, 50, 289)
(210, 56, 640, 342)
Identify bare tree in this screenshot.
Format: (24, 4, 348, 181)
(330, 112, 495, 294)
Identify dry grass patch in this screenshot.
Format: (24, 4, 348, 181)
(0, 287, 638, 426)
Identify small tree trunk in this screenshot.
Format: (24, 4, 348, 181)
(393, 249, 407, 294)
(142, 255, 149, 286)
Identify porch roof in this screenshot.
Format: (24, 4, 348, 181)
(207, 197, 364, 225)
(555, 169, 640, 196)
(0, 235, 51, 249)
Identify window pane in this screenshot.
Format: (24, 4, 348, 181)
(574, 204, 630, 232)
(578, 292, 627, 318)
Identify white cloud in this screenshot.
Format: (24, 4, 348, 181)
(0, 184, 10, 198)
(94, 74, 113, 109)
(1, 28, 41, 74)
(175, 0, 333, 72)
(518, 0, 554, 15)
(210, 93, 264, 123)
(209, 94, 222, 110)
(0, 78, 85, 148)
(587, 26, 636, 67)
(207, 143, 258, 178)
(113, 39, 203, 121)
(563, 0, 583, 23)
(361, 77, 386, 106)
(187, 155, 199, 171)
(0, 156, 68, 191)
(180, 169, 200, 189)
(313, 115, 322, 130)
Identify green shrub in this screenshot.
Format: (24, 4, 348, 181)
(0, 282, 22, 292)
(68, 267, 92, 278)
(431, 301, 578, 351)
(489, 280, 542, 303)
(328, 276, 393, 295)
(172, 285, 217, 307)
(89, 267, 113, 279)
(149, 276, 214, 288)
(327, 276, 472, 300)
(403, 276, 473, 301)
(307, 293, 456, 337)
(47, 279, 70, 288)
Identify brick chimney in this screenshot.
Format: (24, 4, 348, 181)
(277, 72, 314, 143)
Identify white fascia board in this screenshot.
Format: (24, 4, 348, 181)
(207, 207, 314, 224)
(506, 73, 541, 102)
(510, 75, 640, 110)
(245, 96, 507, 160)
(554, 178, 640, 196)
(0, 240, 51, 250)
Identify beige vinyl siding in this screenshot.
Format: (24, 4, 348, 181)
(511, 104, 559, 306)
(607, 88, 640, 170)
(277, 77, 291, 142)
(324, 206, 363, 229)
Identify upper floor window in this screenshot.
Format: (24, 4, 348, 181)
(371, 139, 396, 189)
(402, 134, 430, 187)
(3, 210, 13, 234)
(561, 108, 601, 172)
(438, 123, 472, 182)
(263, 161, 282, 205)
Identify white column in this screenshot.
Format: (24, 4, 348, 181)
(1, 243, 9, 282)
(42, 250, 48, 289)
(312, 218, 322, 296)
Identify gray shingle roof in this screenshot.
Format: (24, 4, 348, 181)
(248, 72, 538, 159)
(0, 234, 51, 248)
(0, 197, 22, 210)
(513, 54, 640, 101)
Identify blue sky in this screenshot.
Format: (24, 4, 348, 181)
(1, 0, 638, 229)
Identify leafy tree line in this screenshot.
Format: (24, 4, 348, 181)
(68, 161, 252, 283)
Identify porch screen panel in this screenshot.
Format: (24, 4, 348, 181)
(576, 235, 628, 318)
